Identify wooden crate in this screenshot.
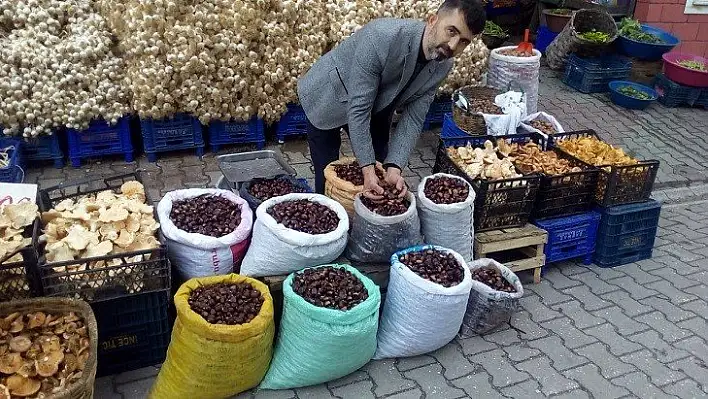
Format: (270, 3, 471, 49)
(474, 224, 547, 283)
(257, 257, 390, 330)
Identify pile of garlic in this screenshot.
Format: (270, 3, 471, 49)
(0, 0, 131, 137)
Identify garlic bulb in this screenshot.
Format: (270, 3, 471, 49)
(0, 0, 130, 137)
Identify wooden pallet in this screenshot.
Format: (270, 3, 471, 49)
(474, 224, 547, 283)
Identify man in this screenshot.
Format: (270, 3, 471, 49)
(297, 0, 486, 197)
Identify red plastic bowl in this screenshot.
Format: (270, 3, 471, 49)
(662, 53, 708, 88)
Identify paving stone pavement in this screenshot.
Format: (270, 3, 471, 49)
(23, 68, 708, 398)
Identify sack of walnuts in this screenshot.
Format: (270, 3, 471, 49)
(324, 157, 385, 220)
(149, 274, 275, 399)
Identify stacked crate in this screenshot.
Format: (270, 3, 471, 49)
(36, 172, 172, 376)
(548, 130, 661, 268)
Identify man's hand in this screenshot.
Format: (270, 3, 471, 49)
(384, 167, 407, 198)
(362, 165, 384, 199)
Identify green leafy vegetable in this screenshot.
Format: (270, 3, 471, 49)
(618, 86, 652, 100)
(578, 29, 611, 43)
(547, 8, 572, 15)
(678, 60, 706, 71)
(483, 21, 507, 37)
(618, 18, 664, 44)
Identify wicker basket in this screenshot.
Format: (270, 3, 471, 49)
(0, 297, 98, 399)
(546, 9, 619, 70)
(452, 86, 500, 136)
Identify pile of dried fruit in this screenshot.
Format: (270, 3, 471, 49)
(360, 184, 410, 216)
(468, 98, 503, 115)
(447, 140, 521, 180)
(170, 195, 242, 237)
(41, 181, 160, 264)
(423, 176, 470, 204)
(0, 310, 91, 398)
(471, 268, 517, 292)
(188, 282, 264, 325)
(267, 200, 339, 234)
(499, 141, 583, 175)
(292, 266, 368, 311)
(529, 120, 557, 134)
(333, 161, 384, 186)
(556, 136, 637, 167)
(399, 249, 464, 287)
(248, 178, 306, 201)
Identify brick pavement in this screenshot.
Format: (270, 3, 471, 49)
(22, 69, 708, 398)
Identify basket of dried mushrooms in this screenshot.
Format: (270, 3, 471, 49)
(0, 297, 97, 399)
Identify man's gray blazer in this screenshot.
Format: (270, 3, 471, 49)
(297, 18, 453, 169)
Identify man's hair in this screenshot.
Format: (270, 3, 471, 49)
(438, 0, 487, 35)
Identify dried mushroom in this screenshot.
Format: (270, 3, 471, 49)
(5, 374, 40, 397)
(0, 203, 37, 270)
(556, 136, 637, 167)
(501, 142, 583, 175)
(447, 140, 522, 181)
(0, 311, 91, 398)
(39, 181, 160, 298)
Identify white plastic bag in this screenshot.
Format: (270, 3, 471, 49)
(345, 192, 423, 263)
(157, 189, 253, 279)
(417, 174, 475, 262)
(459, 258, 524, 337)
(240, 193, 349, 277)
(519, 112, 565, 137)
(488, 46, 542, 114)
(483, 91, 527, 136)
(374, 245, 472, 359)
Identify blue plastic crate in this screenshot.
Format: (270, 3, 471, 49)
(534, 211, 600, 265)
(276, 104, 308, 143)
(654, 73, 702, 107)
(593, 200, 661, 268)
(0, 138, 24, 183)
(424, 97, 452, 129)
(67, 117, 133, 167)
(23, 135, 63, 168)
(697, 89, 708, 108)
(536, 26, 558, 54)
(140, 114, 204, 162)
(563, 54, 632, 94)
(209, 117, 265, 152)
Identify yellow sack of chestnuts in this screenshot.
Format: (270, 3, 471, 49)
(149, 274, 275, 399)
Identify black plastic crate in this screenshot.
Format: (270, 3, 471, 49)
(91, 289, 171, 376)
(653, 73, 702, 107)
(563, 54, 632, 94)
(433, 137, 540, 232)
(550, 130, 659, 207)
(37, 172, 170, 303)
(496, 133, 600, 220)
(0, 219, 42, 300)
(594, 200, 661, 268)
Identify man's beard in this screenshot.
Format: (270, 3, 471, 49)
(431, 44, 452, 61)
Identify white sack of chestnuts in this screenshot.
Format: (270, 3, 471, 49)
(240, 193, 349, 278)
(157, 189, 253, 280)
(417, 173, 476, 262)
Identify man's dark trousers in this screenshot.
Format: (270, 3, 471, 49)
(307, 110, 393, 194)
